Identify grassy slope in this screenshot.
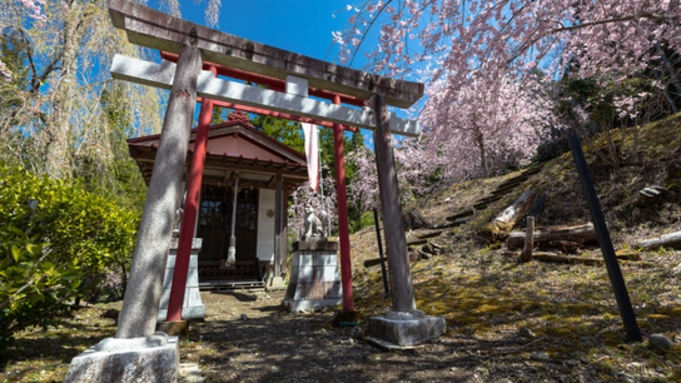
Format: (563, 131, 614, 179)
(350, 114, 681, 381)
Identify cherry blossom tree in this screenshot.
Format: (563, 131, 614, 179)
(336, 0, 681, 181)
(347, 134, 455, 211)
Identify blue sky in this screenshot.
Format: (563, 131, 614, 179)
(140, 1, 410, 146)
(179, 0, 353, 64)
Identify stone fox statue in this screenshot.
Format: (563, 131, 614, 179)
(301, 205, 326, 241)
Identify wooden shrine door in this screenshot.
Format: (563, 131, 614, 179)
(197, 185, 258, 263)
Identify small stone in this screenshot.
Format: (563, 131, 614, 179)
(616, 371, 635, 383)
(350, 326, 364, 339)
(530, 352, 550, 361)
(518, 327, 536, 338)
(240, 314, 248, 321)
(566, 359, 580, 367)
(648, 333, 673, 349)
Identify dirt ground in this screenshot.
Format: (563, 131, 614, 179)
(189, 289, 562, 383)
(182, 288, 677, 383)
(2, 116, 681, 382)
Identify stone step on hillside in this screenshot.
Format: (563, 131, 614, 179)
(407, 239, 428, 247)
(491, 181, 526, 196)
(492, 166, 543, 191)
(521, 166, 544, 176)
(445, 209, 475, 222)
(474, 196, 503, 209)
(417, 230, 444, 240)
(494, 176, 530, 191)
(431, 218, 469, 229)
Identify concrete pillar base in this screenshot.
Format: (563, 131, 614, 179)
(366, 310, 446, 349)
(64, 333, 179, 383)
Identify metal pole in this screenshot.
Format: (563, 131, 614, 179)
(373, 209, 389, 295)
(568, 132, 642, 342)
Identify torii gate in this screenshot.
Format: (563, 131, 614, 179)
(67, 2, 446, 380)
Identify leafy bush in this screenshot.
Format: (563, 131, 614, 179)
(0, 164, 138, 344)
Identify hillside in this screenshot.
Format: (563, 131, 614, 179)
(348, 114, 681, 381)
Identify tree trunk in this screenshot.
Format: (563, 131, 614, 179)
(45, 4, 82, 178)
(488, 190, 537, 237)
(507, 223, 597, 249)
(639, 231, 681, 250)
(476, 131, 489, 178)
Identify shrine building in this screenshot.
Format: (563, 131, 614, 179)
(127, 110, 308, 288)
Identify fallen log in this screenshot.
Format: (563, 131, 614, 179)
(639, 231, 681, 250)
(507, 223, 597, 249)
(519, 194, 548, 229)
(488, 190, 537, 237)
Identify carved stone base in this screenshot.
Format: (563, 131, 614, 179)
(64, 333, 178, 383)
(157, 239, 205, 322)
(284, 243, 342, 312)
(366, 310, 446, 349)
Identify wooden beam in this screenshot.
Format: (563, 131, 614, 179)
(111, 55, 420, 136)
(131, 150, 308, 179)
(108, 0, 424, 108)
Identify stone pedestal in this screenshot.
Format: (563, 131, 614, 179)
(157, 238, 205, 321)
(64, 333, 179, 383)
(366, 310, 446, 349)
(284, 241, 342, 312)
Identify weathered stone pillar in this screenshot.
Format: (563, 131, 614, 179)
(65, 43, 202, 383)
(370, 93, 416, 313)
(117, 44, 203, 339)
(365, 93, 445, 349)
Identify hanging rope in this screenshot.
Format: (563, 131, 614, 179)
(226, 172, 239, 266)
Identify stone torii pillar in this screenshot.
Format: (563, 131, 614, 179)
(64, 44, 203, 383)
(365, 93, 446, 349)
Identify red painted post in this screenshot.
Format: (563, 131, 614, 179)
(166, 67, 216, 322)
(332, 95, 355, 314)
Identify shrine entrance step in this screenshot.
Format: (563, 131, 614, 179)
(199, 279, 266, 292)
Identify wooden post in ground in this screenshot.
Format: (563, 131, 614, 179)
(116, 44, 203, 339)
(519, 216, 534, 263)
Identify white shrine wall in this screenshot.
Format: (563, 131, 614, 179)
(256, 189, 276, 263)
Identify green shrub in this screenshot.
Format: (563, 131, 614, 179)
(359, 211, 376, 230)
(0, 164, 138, 344)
